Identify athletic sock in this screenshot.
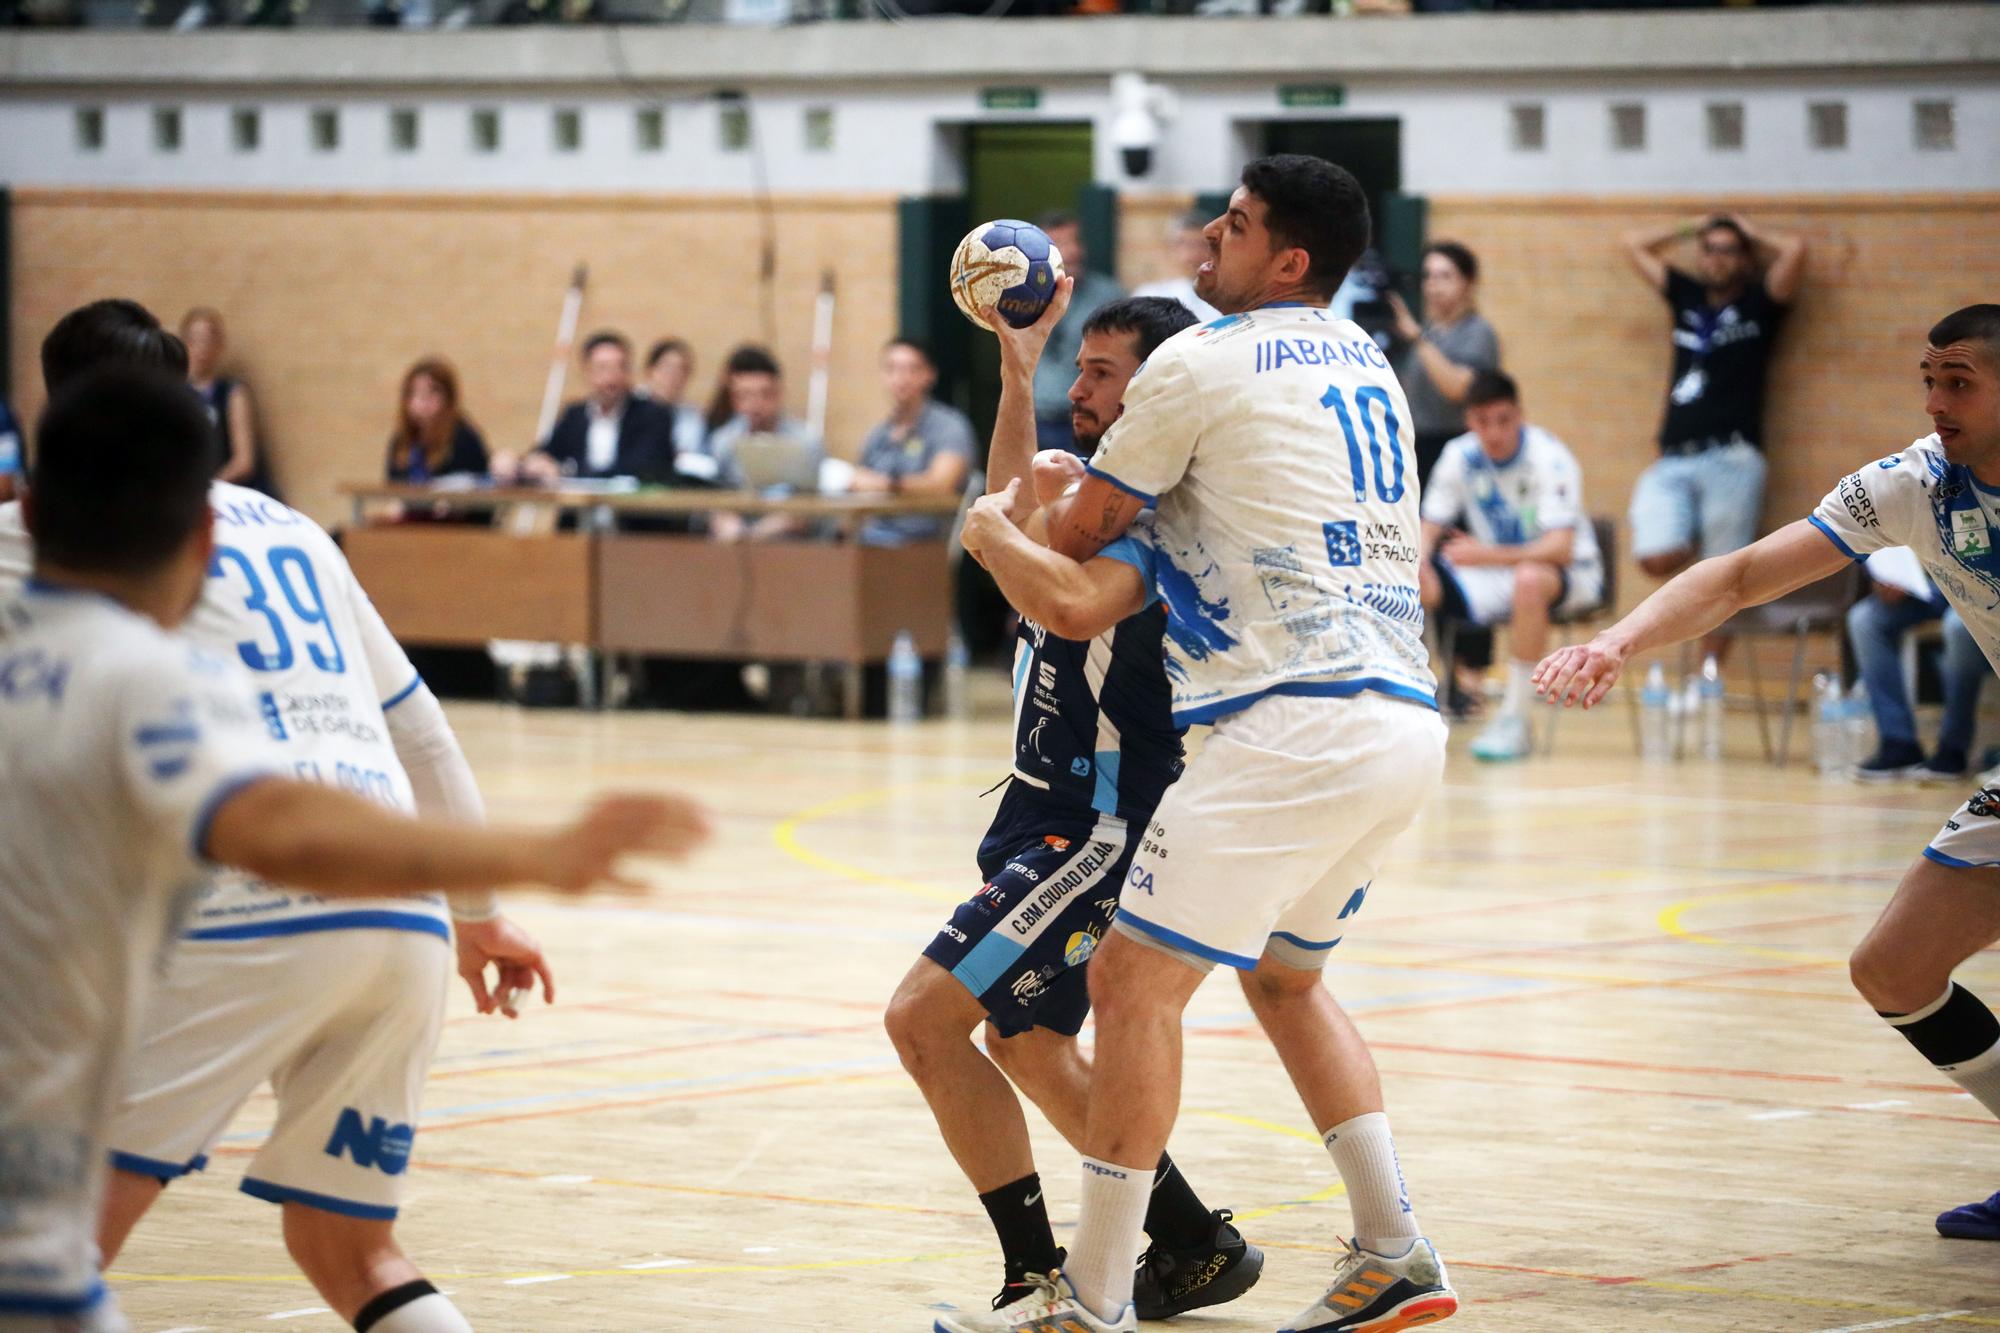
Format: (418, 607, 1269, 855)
(979, 1172, 1063, 1282)
(1066, 1155, 1153, 1321)
(1323, 1111, 1421, 1253)
(352, 1281, 473, 1333)
(1881, 982, 2000, 1119)
(1503, 659, 1536, 717)
(1143, 1152, 1215, 1249)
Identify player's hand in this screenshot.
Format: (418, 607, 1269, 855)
(1030, 450, 1087, 509)
(961, 484, 1026, 566)
(1386, 291, 1422, 344)
(983, 276, 1074, 369)
(537, 792, 713, 894)
(1534, 635, 1629, 710)
(1439, 532, 1489, 566)
(455, 915, 555, 1019)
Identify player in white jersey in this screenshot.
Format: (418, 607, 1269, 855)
(1420, 369, 1603, 762)
(937, 156, 1455, 1333)
(0, 366, 707, 1333)
(0, 300, 572, 1333)
(1537, 303, 2000, 1242)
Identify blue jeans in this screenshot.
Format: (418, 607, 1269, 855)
(1846, 593, 1987, 753)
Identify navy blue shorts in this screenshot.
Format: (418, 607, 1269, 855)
(922, 780, 1137, 1038)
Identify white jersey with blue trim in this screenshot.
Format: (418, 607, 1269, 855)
(0, 483, 445, 942)
(1084, 304, 1437, 726)
(1422, 424, 1603, 583)
(1811, 435, 2000, 675)
(0, 584, 283, 1322)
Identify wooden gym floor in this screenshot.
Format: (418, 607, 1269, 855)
(108, 689, 2000, 1332)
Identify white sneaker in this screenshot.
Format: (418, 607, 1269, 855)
(931, 1270, 1136, 1333)
(1279, 1238, 1458, 1332)
(1469, 712, 1531, 763)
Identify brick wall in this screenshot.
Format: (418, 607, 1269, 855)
(8, 188, 902, 527)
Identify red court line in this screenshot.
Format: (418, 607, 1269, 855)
(422, 1022, 879, 1083)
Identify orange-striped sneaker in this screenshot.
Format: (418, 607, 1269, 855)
(1279, 1238, 1457, 1332)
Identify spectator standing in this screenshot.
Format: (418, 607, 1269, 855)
(513, 330, 678, 483)
(1132, 209, 1222, 325)
(707, 346, 824, 543)
(0, 394, 19, 504)
(385, 356, 488, 483)
(1032, 210, 1125, 455)
(182, 306, 280, 497)
(849, 338, 975, 546)
(1848, 555, 1990, 781)
(1387, 241, 1501, 485)
(1622, 212, 1807, 583)
(642, 337, 711, 466)
(1419, 370, 1604, 763)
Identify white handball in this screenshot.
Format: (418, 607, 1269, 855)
(949, 218, 1066, 330)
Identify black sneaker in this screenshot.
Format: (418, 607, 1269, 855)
(1855, 740, 1926, 782)
(1132, 1210, 1264, 1320)
(994, 1250, 1065, 1312)
(1919, 747, 1970, 783)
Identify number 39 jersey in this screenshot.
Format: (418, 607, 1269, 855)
(0, 482, 443, 941)
(1085, 305, 1438, 726)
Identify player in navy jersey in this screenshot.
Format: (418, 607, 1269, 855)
(885, 293, 1264, 1323)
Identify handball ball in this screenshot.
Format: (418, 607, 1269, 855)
(950, 219, 1066, 330)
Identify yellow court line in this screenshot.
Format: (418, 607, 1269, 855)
(771, 784, 963, 904)
(1657, 882, 1849, 964)
(1181, 1110, 1347, 1222)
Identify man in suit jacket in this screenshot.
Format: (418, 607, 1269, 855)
(521, 331, 678, 483)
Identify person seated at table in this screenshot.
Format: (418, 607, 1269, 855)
(1849, 554, 1991, 782)
(848, 337, 974, 547)
(641, 336, 711, 468)
(707, 346, 824, 543)
(1419, 369, 1605, 763)
(386, 356, 489, 483)
(505, 330, 678, 484)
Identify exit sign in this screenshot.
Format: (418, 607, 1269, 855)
(1279, 85, 1346, 109)
(981, 87, 1042, 112)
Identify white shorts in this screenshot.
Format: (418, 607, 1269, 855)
(106, 928, 449, 1221)
(1113, 691, 1446, 971)
(1438, 558, 1602, 629)
(1925, 787, 2000, 870)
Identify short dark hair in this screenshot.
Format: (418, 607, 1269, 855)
(1701, 216, 1753, 253)
(41, 299, 189, 394)
(29, 366, 216, 575)
(581, 330, 631, 362)
(1036, 210, 1079, 233)
(1422, 241, 1479, 285)
(1082, 296, 1200, 364)
(1238, 154, 1371, 300)
(645, 337, 690, 370)
(1463, 368, 1520, 410)
(725, 344, 781, 379)
(1929, 305, 2000, 368)
(884, 337, 935, 368)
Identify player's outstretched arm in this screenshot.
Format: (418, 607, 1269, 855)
(1535, 518, 1848, 709)
(963, 480, 1145, 640)
(206, 782, 712, 898)
(984, 277, 1074, 508)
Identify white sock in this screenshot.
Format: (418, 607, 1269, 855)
(1323, 1112, 1421, 1253)
(1945, 1043, 2000, 1119)
(361, 1293, 474, 1333)
(1065, 1155, 1153, 1321)
(1503, 659, 1536, 717)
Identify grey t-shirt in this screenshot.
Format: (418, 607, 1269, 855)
(858, 399, 976, 546)
(1397, 311, 1501, 440)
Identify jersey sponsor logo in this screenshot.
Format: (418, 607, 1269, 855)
(323, 1107, 414, 1176)
(1338, 883, 1370, 920)
(1360, 584, 1424, 626)
(1010, 967, 1053, 1004)
(1063, 926, 1101, 967)
(1880, 455, 1903, 469)
(1129, 865, 1156, 895)
(1253, 337, 1389, 375)
(1837, 473, 1879, 530)
(1043, 835, 1072, 852)
(0, 647, 70, 704)
(213, 495, 304, 529)
(939, 923, 968, 944)
(1324, 521, 1362, 568)
(1967, 789, 2000, 820)
(1070, 756, 1092, 777)
(1007, 840, 1118, 937)
(258, 691, 289, 741)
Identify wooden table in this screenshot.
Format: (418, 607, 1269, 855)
(340, 484, 963, 716)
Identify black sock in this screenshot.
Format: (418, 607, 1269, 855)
(980, 1172, 1061, 1282)
(1144, 1152, 1216, 1249)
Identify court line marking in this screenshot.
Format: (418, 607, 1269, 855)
(771, 784, 963, 903)
(1658, 883, 1844, 963)
(1814, 1313, 1978, 1332)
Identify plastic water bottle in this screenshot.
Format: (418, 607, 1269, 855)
(943, 630, 970, 721)
(1698, 654, 1725, 761)
(1640, 662, 1671, 762)
(1812, 674, 1843, 775)
(887, 631, 923, 725)
(1843, 680, 1874, 770)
